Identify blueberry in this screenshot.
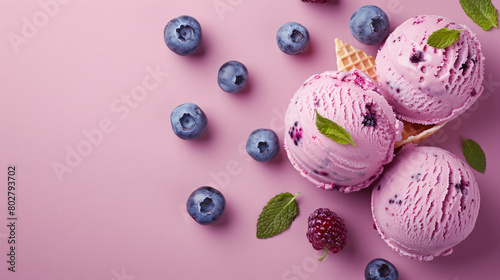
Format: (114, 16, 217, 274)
(217, 61, 248, 93)
(186, 187, 225, 225)
(164, 15, 202, 56)
(170, 103, 207, 140)
(365, 258, 399, 280)
(350, 5, 390, 45)
(362, 104, 377, 127)
(246, 129, 280, 162)
(276, 22, 310, 55)
(362, 114, 377, 127)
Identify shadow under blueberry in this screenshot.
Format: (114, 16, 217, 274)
(188, 39, 206, 57)
(300, 37, 314, 57)
(265, 146, 286, 165)
(192, 124, 211, 142)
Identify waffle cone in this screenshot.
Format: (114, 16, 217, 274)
(334, 38, 445, 150)
(394, 121, 445, 149)
(335, 38, 377, 82)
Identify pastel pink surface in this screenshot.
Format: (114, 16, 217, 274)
(0, 1, 499, 279)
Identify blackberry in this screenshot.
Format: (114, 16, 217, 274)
(306, 208, 347, 261)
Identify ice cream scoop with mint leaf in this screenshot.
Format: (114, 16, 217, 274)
(376, 15, 485, 125)
(284, 70, 402, 193)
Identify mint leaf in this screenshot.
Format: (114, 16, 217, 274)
(462, 138, 486, 173)
(427, 28, 463, 49)
(460, 0, 498, 31)
(257, 192, 300, 239)
(315, 110, 355, 147)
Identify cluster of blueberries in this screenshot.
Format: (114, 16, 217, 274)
(167, 4, 390, 161)
(165, 15, 281, 163)
(165, 6, 397, 280)
(165, 15, 283, 227)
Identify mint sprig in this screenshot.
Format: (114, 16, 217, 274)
(257, 192, 300, 239)
(462, 137, 486, 173)
(460, 0, 498, 31)
(315, 110, 355, 147)
(427, 28, 463, 49)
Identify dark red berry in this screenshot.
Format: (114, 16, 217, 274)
(301, 0, 331, 3)
(306, 208, 347, 260)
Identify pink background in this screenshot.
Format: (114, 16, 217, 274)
(1, 0, 500, 279)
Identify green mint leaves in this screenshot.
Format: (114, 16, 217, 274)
(427, 28, 463, 49)
(315, 110, 355, 147)
(462, 138, 487, 173)
(256, 192, 300, 239)
(460, 0, 498, 31)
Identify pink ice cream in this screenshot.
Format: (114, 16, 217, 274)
(284, 70, 402, 193)
(372, 145, 480, 261)
(376, 15, 485, 125)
